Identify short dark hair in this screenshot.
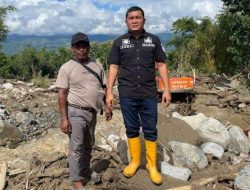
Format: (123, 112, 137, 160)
(126, 6, 144, 19)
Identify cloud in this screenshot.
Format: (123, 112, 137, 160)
(1, 0, 223, 35)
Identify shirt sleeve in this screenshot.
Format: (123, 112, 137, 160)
(155, 37, 166, 63)
(107, 39, 120, 65)
(55, 64, 69, 89)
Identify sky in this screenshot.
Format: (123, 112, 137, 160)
(0, 0, 223, 36)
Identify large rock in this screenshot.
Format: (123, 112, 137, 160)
(234, 165, 250, 190)
(0, 119, 24, 142)
(201, 142, 224, 159)
(196, 117, 230, 149)
(172, 112, 207, 131)
(161, 161, 192, 181)
(168, 141, 208, 169)
(173, 112, 231, 149)
(228, 125, 250, 154)
(2, 83, 13, 90)
(15, 112, 36, 125)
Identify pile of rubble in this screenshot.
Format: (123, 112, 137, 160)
(0, 78, 249, 190)
(195, 75, 250, 113)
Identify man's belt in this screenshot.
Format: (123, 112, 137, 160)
(68, 103, 95, 113)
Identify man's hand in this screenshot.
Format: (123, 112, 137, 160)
(162, 90, 171, 107)
(60, 117, 71, 134)
(105, 92, 114, 121)
(105, 106, 113, 121)
(106, 92, 114, 110)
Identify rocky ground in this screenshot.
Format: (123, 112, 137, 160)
(0, 76, 249, 190)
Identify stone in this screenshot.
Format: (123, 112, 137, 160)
(2, 83, 13, 90)
(228, 125, 250, 154)
(15, 112, 36, 125)
(201, 142, 224, 159)
(161, 161, 192, 181)
(169, 141, 208, 169)
(0, 119, 24, 142)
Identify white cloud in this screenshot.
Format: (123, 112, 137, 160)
(1, 0, 223, 35)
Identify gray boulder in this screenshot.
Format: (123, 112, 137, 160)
(15, 112, 36, 125)
(196, 117, 230, 149)
(161, 161, 192, 181)
(168, 141, 208, 169)
(234, 165, 250, 190)
(0, 119, 24, 142)
(201, 142, 224, 159)
(228, 125, 250, 154)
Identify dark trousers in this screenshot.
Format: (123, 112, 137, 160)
(119, 96, 158, 141)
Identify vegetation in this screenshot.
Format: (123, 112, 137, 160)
(167, 17, 217, 74)
(219, 0, 250, 75)
(31, 72, 50, 88)
(167, 0, 250, 83)
(0, 6, 15, 42)
(0, 46, 72, 80)
(90, 41, 113, 71)
(0, 1, 249, 88)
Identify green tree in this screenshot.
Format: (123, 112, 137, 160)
(90, 41, 113, 71)
(219, 0, 250, 74)
(49, 47, 72, 76)
(0, 5, 15, 78)
(167, 17, 217, 74)
(13, 46, 40, 79)
(0, 51, 10, 78)
(0, 6, 15, 42)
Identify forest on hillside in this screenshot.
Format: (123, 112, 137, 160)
(0, 0, 249, 87)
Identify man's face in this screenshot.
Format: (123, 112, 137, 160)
(126, 10, 145, 33)
(72, 42, 90, 62)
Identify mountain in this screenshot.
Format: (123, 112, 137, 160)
(2, 33, 173, 55)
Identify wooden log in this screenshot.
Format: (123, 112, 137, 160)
(165, 176, 217, 190)
(193, 175, 218, 186)
(166, 185, 192, 190)
(37, 168, 69, 178)
(0, 162, 7, 190)
(194, 89, 218, 95)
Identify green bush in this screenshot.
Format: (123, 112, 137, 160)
(31, 72, 50, 88)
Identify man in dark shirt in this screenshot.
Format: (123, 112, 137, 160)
(106, 6, 171, 185)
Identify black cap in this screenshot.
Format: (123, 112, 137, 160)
(71, 32, 90, 46)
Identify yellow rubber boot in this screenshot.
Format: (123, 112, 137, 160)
(145, 140, 162, 185)
(123, 137, 141, 177)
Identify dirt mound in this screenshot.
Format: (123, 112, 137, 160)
(158, 113, 201, 146)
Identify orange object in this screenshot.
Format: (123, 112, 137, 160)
(156, 76, 194, 93)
